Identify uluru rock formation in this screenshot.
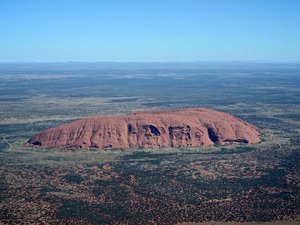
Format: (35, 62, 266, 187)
(26, 108, 260, 149)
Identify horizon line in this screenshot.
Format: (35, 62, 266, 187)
(1, 60, 300, 64)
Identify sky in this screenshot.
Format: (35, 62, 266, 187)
(0, 0, 300, 62)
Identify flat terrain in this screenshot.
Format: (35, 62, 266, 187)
(178, 220, 300, 225)
(0, 62, 300, 224)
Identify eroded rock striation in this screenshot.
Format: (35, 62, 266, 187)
(26, 108, 260, 149)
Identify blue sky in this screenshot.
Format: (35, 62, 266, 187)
(1, 0, 300, 62)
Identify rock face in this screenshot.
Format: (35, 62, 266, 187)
(26, 108, 260, 149)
